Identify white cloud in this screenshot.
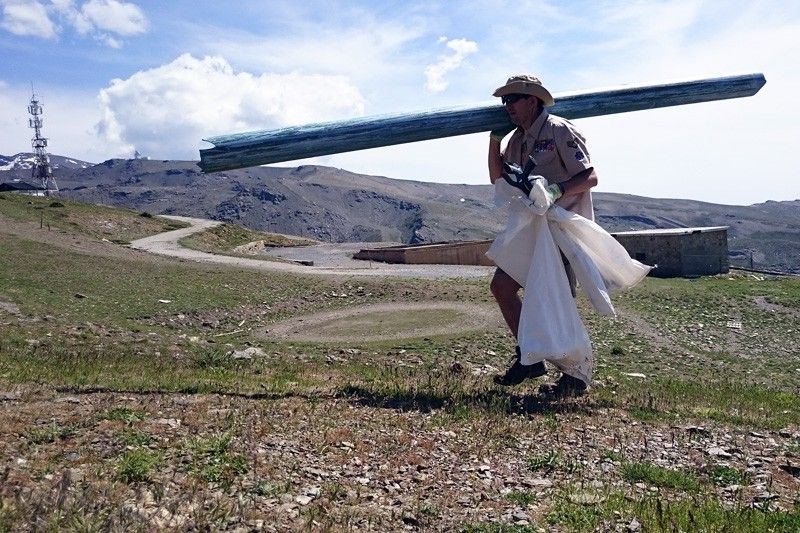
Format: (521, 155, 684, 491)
(95, 54, 366, 160)
(201, 20, 425, 95)
(80, 0, 146, 36)
(424, 37, 478, 93)
(2, 0, 147, 45)
(1, 0, 57, 38)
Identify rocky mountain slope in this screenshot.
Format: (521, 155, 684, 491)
(1, 153, 798, 272)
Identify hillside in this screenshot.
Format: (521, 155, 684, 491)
(1, 153, 798, 272)
(0, 193, 798, 531)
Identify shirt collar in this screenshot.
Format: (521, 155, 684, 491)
(524, 109, 549, 139)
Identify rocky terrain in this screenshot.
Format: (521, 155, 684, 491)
(1, 153, 798, 272)
(1, 191, 798, 531)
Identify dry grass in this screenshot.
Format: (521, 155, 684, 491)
(1, 196, 798, 531)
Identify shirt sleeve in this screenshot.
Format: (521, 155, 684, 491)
(554, 120, 593, 177)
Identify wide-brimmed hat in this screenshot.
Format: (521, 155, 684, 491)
(493, 75, 555, 107)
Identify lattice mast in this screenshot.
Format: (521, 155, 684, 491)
(28, 91, 58, 194)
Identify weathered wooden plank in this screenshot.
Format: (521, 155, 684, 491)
(199, 73, 765, 173)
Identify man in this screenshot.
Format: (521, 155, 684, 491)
(488, 74, 598, 395)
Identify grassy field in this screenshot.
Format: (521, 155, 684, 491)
(1, 195, 798, 531)
(0, 193, 187, 244)
(178, 222, 317, 258)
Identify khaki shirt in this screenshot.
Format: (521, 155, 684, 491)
(503, 110, 594, 220)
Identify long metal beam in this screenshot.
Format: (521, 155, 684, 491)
(198, 73, 766, 173)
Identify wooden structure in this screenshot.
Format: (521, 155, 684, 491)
(199, 73, 765, 173)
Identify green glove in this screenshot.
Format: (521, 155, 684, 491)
(545, 183, 564, 202)
(490, 124, 515, 142)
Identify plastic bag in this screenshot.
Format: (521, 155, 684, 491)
(517, 214, 594, 383)
(486, 180, 652, 383)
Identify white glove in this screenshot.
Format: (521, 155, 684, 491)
(528, 179, 563, 214)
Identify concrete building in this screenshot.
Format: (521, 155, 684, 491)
(353, 226, 730, 278)
(611, 226, 729, 278)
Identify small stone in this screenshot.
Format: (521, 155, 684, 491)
(707, 447, 732, 459)
(622, 372, 647, 379)
(56, 396, 82, 404)
(754, 492, 778, 502)
(401, 514, 419, 526)
(524, 478, 553, 488)
(628, 518, 642, 532)
(295, 495, 313, 506)
(153, 418, 181, 429)
(569, 492, 606, 505)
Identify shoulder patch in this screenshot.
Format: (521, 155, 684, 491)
(574, 151, 585, 161)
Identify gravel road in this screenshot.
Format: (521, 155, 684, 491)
(130, 216, 495, 280)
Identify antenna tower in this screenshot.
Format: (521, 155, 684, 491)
(28, 91, 58, 194)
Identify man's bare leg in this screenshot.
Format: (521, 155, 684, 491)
(490, 268, 522, 337)
(490, 268, 546, 385)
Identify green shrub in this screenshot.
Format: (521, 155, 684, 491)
(115, 449, 160, 483)
(621, 461, 700, 492)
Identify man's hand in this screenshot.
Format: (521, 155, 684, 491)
(490, 124, 516, 142)
(528, 180, 564, 214)
(545, 183, 564, 202)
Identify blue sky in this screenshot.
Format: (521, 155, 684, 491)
(1, 0, 797, 205)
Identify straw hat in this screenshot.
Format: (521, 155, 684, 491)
(493, 74, 555, 107)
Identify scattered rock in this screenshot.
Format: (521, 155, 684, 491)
(295, 495, 313, 506)
(622, 372, 647, 378)
(778, 463, 800, 477)
(0, 392, 21, 401)
(153, 418, 181, 429)
(707, 447, 733, 459)
(230, 347, 265, 360)
(568, 492, 606, 505)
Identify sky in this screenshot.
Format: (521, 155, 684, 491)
(0, 0, 797, 206)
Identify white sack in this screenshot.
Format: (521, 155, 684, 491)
(485, 180, 652, 384)
(518, 214, 594, 383)
(548, 207, 651, 293)
(486, 180, 537, 285)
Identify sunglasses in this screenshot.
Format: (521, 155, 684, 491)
(501, 94, 530, 105)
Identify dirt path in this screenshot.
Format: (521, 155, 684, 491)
(130, 216, 495, 280)
(261, 301, 503, 342)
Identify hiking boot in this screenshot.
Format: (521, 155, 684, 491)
(539, 374, 588, 398)
(493, 346, 546, 386)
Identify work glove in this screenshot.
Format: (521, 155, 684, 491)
(527, 179, 563, 215)
(490, 123, 516, 142)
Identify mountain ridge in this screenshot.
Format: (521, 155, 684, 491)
(1, 153, 798, 272)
